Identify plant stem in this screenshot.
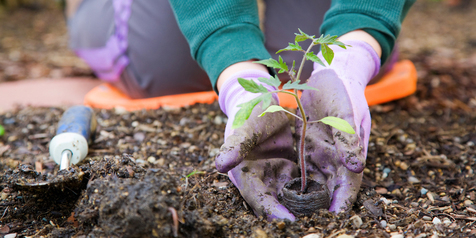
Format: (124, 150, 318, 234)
(295, 42, 314, 84)
(295, 41, 315, 192)
(297, 98, 308, 192)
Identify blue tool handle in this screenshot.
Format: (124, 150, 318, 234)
(56, 106, 97, 144)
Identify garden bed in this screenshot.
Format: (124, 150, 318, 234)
(1, 1, 476, 237)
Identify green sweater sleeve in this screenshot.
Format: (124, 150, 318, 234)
(168, 1, 272, 92)
(321, 0, 415, 65)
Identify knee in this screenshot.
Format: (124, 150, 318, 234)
(67, 0, 114, 49)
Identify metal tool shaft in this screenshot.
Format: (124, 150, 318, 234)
(59, 150, 72, 170)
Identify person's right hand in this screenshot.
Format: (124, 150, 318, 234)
(215, 70, 299, 221)
(296, 40, 380, 213)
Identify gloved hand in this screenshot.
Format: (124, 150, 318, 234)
(297, 40, 380, 212)
(216, 70, 298, 221)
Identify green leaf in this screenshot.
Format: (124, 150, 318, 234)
(260, 93, 272, 110)
(333, 41, 348, 49)
(305, 52, 325, 67)
(0, 124, 4, 136)
(238, 78, 269, 94)
(255, 57, 288, 73)
(295, 28, 315, 42)
(258, 105, 286, 117)
(186, 170, 206, 178)
(233, 98, 261, 129)
(283, 80, 319, 91)
(257, 76, 281, 88)
(321, 44, 334, 65)
(254, 58, 281, 69)
(277, 56, 288, 73)
(315, 34, 338, 44)
(318, 116, 355, 134)
(276, 42, 303, 53)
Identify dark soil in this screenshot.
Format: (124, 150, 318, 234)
(1, 1, 476, 237)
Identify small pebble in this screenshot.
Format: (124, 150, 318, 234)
(336, 235, 354, 238)
(410, 202, 419, 207)
(414, 220, 424, 228)
(1, 192, 8, 200)
(467, 141, 475, 147)
(420, 187, 428, 195)
(147, 156, 156, 163)
(254, 228, 267, 238)
(3, 118, 15, 125)
(380, 220, 387, 228)
(326, 222, 337, 230)
(376, 187, 388, 194)
(350, 215, 363, 228)
(422, 216, 432, 221)
(390, 234, 403, 238)
(399, 162, 409, 170)
(209, 148, 220, 157)
(391, 189, 402, 197)
(382, 168, 391, 179)
(432, 217, 441, 225)
(303, 234, 321, 238)
(114, 106, 127, 114)
(4, 234, 17, 238)
(156, 158, 165, 166)
(387, 224, 396, 231)
(442, 218, 452, 226)
(135, 159, 146, 165)
(408, 176, 420, 183)
(464, 200, 474, 206)
(214, 116, 224, 125)
(131, 121, 139, 127)
(179, 118, 190, 126)
(380, 197, 392, 205)
(133, 132, 145, 142)
(276, 221, 286, 230)
(363, 168, 371, 174)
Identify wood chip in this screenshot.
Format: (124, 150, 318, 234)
(0, 145, 10, 156)
(28, 133, 49, 139)
(453, 214, 476, 221)
(363, 199, 383, 217)
(35, 161, 43, 173)
(375, 187, 388, 194)
(0, 225, 10, 234)
(427, 193, 435, 204)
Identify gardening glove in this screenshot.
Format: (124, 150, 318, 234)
(297, 40, 380, 213)
(216, 70, 298, 221)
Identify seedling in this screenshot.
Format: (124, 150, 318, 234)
(0, 124, 4, 136)
(233, 29, 356, 192)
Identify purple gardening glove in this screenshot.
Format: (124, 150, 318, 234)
(297, 40, 380, 213)
(216, 70, 298, 221)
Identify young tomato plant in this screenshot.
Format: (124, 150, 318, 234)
(232, 29, 356, 192)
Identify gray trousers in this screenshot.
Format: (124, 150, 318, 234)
(68, 0, 331, 99)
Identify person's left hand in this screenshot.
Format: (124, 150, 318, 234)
(215, 70, 298, 221)
(296, 40, 380, 212)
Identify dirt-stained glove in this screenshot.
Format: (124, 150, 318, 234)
(216, 70, 298, 221)
(297, 40, 380, 213)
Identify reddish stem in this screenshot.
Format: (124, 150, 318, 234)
(300, 122, 307, 192)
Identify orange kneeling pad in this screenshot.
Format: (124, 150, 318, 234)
(84, 60, 417, 110)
